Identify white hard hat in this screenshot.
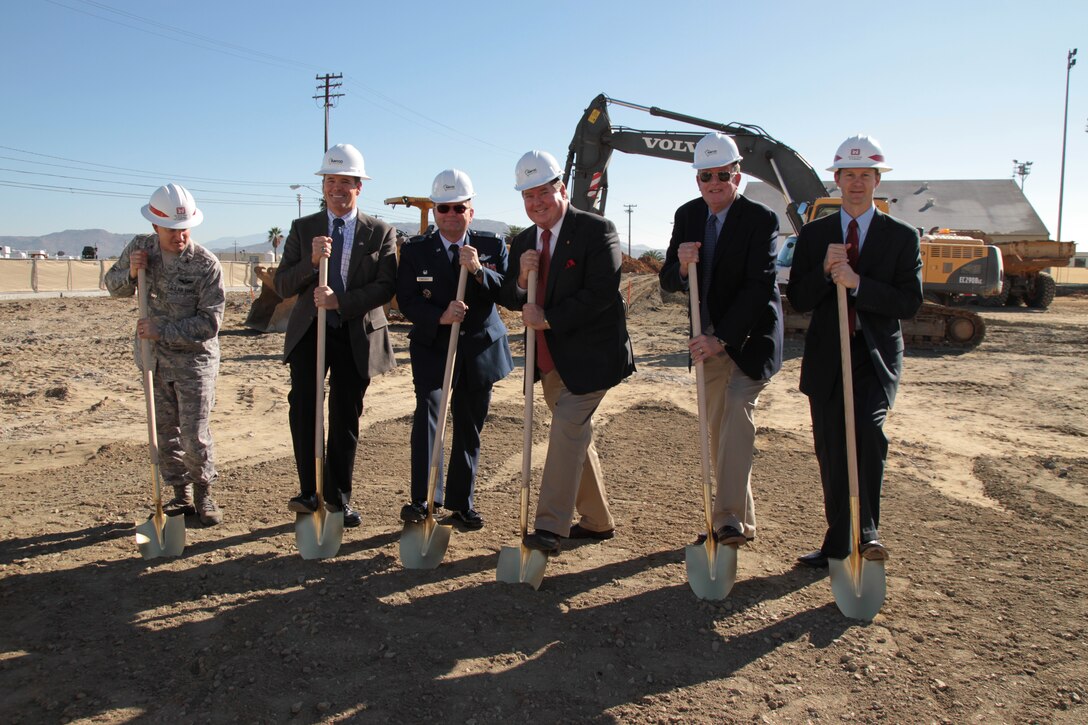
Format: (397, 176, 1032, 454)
(141, 183, 203, 229)
(514, 150, 563, 192)
(315, 143, 371, 179)
(692, 132, 743, 170)
(828, 135, 891, 172)
(429, 168, 475, 203)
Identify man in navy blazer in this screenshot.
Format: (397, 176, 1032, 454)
(498, 150, 635, 555)
(274, 144, 398, 527)
(396, 169, 513, 530)
(659, 132, 783, 546)
(786, 135, 922, 567)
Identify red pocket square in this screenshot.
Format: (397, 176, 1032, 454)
(564, 259, 576, 269)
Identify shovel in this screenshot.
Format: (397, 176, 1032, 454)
(827, 283, 886, 619)
(133, 268, 186, 560)
(496, 269, 548, 589)
(682, 263, 737, 600)
(398, 263, 468, 569)
(295, 257, 344, 560)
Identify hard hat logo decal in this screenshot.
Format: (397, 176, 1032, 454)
(850, 148, 861, 157)
(444, 184, 455, 190)
(525, 168, 537, 177)
(176, 206, 186, 216)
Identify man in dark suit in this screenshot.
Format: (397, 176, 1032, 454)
(659, 132, 783, 546)
(274, 143, 398, 528)
(498, 150, 636, 555)
(396, 169, 513, 530)
(786, 135, 922, 567)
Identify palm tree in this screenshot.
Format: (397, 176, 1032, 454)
(267, 227, 283, 263)
(506, 224, 526, 240)
(639, 249, 664, 262)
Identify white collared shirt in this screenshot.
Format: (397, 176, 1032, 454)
(440, 231, 468, 262)
(840, 204, 876, 253)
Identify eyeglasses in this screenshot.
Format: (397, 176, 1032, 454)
(435, 204, 469, 214)
(698, 170, 736, 183)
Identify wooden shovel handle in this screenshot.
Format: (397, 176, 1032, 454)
(314, 258, 328, 500)
(836, 284, 861, 500)
(687, 263, 714, 534)
(425, 264, 471, 509)
(137, 268, 159, 468)
(519, 270, 538, 537)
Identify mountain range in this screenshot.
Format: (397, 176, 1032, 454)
(1, 219, 513, 259)
(1, 219, 665, 260)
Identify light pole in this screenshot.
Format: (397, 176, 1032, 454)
(1057, 48, 1077, 242)
(290, 184, 321, 218)
(1012, 159, 1033, 190)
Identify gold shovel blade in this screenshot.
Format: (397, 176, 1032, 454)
(684, 539, 737, 600)
(295, 509, 344, 560)
(828, 554, 886, 620)
(399, 515, 452, 570)
(496, 544, 548, 590)
(135, 511, 186, 560)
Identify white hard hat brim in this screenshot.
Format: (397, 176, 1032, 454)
(514, 174, 561, 193)
(315, 171, 372, 180)
(429, 190, 475, 203)
(827, 162, 892, 172)
(141, 204, 204, 229)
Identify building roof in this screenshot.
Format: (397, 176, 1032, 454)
(743, 179, 1050, 240)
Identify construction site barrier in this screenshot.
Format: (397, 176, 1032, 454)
(0, 259, 260, 294)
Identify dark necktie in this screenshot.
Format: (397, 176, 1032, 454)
(536, 229, 555, 374)
(699, 214, 717, 333)
(327, 217, 346, 328)
(845, 219, 859, 335)
(449, 242, 461, 274)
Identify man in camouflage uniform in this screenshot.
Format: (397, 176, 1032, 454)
(106, 183, 225, 526)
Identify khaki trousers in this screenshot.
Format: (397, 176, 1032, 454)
(704, 352, 768, 538)
(534, 370, 614, 536)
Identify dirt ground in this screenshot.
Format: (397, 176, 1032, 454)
(1, 277, 1086, 724)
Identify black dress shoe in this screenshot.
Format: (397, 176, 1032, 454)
(323, 499, 361, 528)
(288, 494, 318, 513)
(796, 550, 829, 569)
(450, 508, 484, 530)
(400, 501, 427, 524)
(860, 540, 888, 561)
(523, 530, 561, 554)
(567, 524, 614, 540)
(714, 525, 747, 546)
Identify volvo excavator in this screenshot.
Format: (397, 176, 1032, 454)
(562, 94, 997, 348)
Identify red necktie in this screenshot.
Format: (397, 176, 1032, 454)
(535, 230, 555, 374)
(845, 219, 859, 335)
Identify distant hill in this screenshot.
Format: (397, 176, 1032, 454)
(0, 229, 137, 258)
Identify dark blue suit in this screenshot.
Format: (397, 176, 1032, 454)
(786, 209, 922, 557)
(395, 230, 513, 510)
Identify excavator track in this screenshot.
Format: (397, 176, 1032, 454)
(782, 300, 985, 350)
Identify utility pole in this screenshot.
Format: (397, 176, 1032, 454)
(623, 204, 637, 306)
(1012, 159, 1033, 190)
(623, 204, 637, 258)
(1057, 48, 1076, 242)
(313, 73, 344, 152)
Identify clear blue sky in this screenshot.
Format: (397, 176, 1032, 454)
(1, 0, 1084, 250)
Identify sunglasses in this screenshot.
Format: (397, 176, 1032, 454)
(698, 170, 735, 183)
(435, 204, 469, 214)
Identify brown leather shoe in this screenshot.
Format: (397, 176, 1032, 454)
(523, 530, 561, 554)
